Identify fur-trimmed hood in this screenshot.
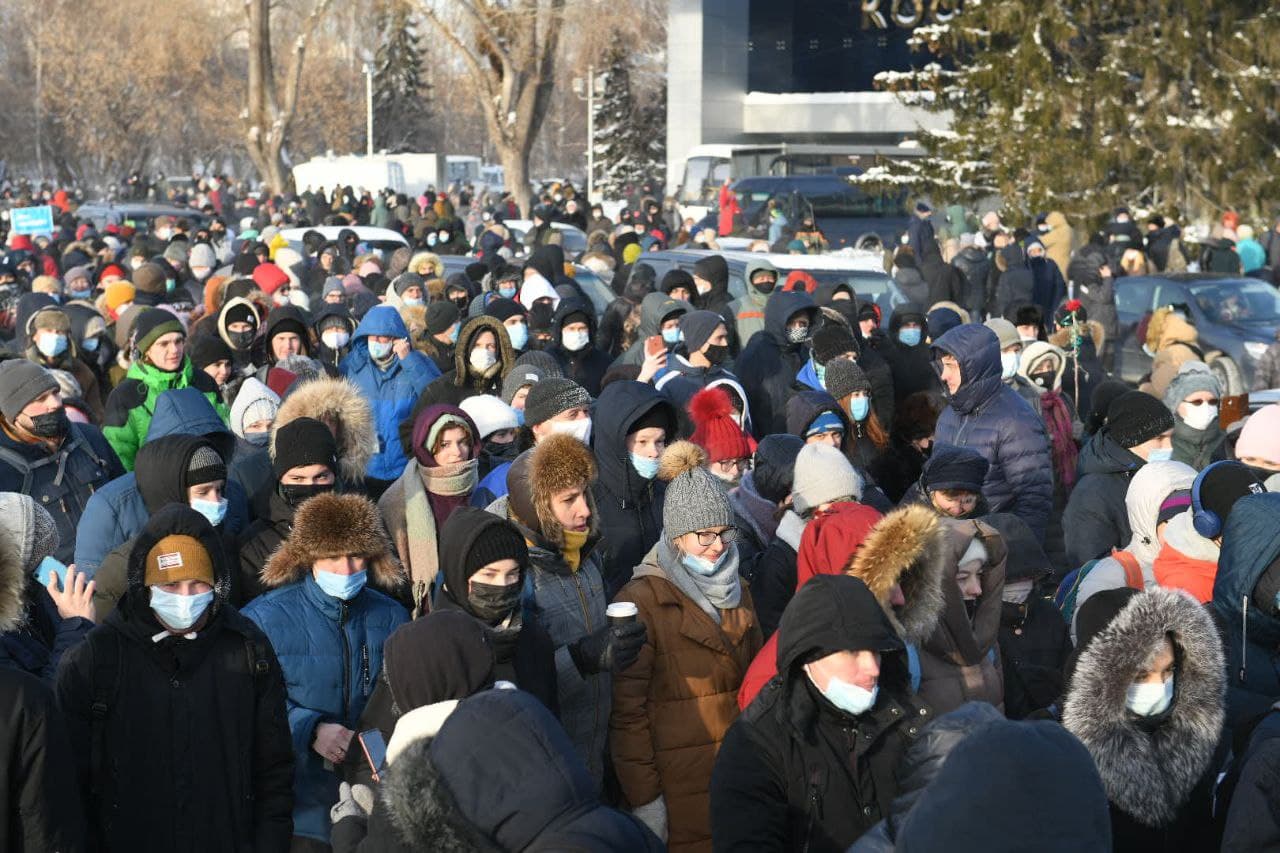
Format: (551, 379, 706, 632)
(270, 376, 377, 483)
(1144, 306, 1199, 352)
(450, 315, 515, 388)
(849, 504, 948, 645)
(924, 518, 1007, 664)
(260, 492, 403, 590)
(1049, 318, 1106, 354)
(1063, 588, 1225, 827)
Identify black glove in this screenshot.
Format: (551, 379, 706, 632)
(570, 621, 648, 675)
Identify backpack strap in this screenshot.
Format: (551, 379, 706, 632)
(244, 636, 271, 681)
(0, 446, 34, 493)
(1111, 549, 1145, 590)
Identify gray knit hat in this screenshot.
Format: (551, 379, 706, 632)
(0, 491, 58, 577)
(658, 441, 734, 538)
(523, 377, 590, 427)
(983, 317, 1020, 351)
(824, 358, 872, 402)
(680, 310, 726, 354)
(0, 360, 58, 421)
(322, 276, 346, 298)
(501, 365, 545, 405)
(188, 243, 217, 269)
(1163, 360, 1222, 412)
(513, 349, 564, 379)
(791, 444, 863, 515)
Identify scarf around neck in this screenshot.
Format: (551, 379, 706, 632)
(658, 536, 742, 624)
(561, 527, 588, 572)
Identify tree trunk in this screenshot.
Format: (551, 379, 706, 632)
(497, 138, 534, 218)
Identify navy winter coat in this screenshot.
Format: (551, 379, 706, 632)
(736, 291, 817, 439)
(1060, 430, 1142, 568)
(932, 324, 1053, 540)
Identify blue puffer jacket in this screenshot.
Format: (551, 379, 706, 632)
(339, 306, 440, 482)
(1213, 492, 1280, 736)
(243, 574, 406, 842)
(932, 324, 1053, 540)
(73, 388, 250, 577)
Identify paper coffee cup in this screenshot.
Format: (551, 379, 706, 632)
(607, 602, 638, 626)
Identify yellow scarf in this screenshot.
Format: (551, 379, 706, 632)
(561, 528, 589, 573)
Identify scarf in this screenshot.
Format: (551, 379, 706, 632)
(657, 537, 741, 624)
(561, 528, 588, 572)
(400, 461, 443, 618)
(729, 472, 781, 545)
(420, 458, 479, 527)
(776, 510, 806, 551)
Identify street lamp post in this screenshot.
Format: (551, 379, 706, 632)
(362, 62, 374, 157)
(572, 67, 606, 201)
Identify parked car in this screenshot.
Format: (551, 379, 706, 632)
(1112, 273, 1280, 394)
(73, 202, 211, 233)
(437, 255, 615, 320)
(500, 220, 589, 254)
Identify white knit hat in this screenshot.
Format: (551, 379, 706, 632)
(459, 394, 519, 440)
(791, 444, 863, 515)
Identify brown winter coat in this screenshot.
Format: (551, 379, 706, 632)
(610, 552, 763, 853)
(1141, 308, 1202, 399)
(916, 518, 1007, 715)
(1042, 211, 1073, 281)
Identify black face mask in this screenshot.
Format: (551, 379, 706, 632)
(964, 598, 979, 622)
(228, 329, 255, 350)
(703, 343, 730, 365)
(752, 278, 776, 295)
(468, 579, 522, 624)
(450, 297, 469, 311)
(27, 409, 67, 438)
(1030, 371, 1055, 389)
(484, 439, 520, 463)
(278, 481, 334, 508)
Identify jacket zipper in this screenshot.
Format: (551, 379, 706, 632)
(338, 602, 351, 720)
(571, 573, 601, 762)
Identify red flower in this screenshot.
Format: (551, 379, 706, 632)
(1064, 299, 1083, 312)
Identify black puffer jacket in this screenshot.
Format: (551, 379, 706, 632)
(590, 381, 676, 599)
(710, 574, 930, 853)
(993, 244, 1034, 319)
(882, 304, 940, 403)
(737, 291, 817, 439)
(951, 246, 992, 320)
(55, 505, 295, 853)
(1061, 429, 1143, 567)
(237, 488, 298, 605)
(545, 298, 611, 396)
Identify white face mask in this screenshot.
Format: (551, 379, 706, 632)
(469, 347, 498, 372)
(321, 329, 350, 350)
(1125, 677, 1173, 716)
(1001, 578, 1036, 604)
(1000, 351, 1020, 381)
(549, 417, 592, 445)
(1181, 403, 1218, 431)
(562, 329, 590, 352)
(806, 666, 878, 716)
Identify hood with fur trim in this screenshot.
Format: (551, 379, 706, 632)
(450, 315, 515, 388)
(848, 504, 948, 645)
(1049, 318, 1106, 355)
(1145, 307, 1199, 353)
(261, 492, 403, 590)
(505, 433, 599, 550)
(1063, 588, 1225, 827)
(923, 518, 1007, 664)
(270, 376, 377, 483)
(0, 493, 54, 632)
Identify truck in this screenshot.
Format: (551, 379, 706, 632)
(292, 153, 448, 198)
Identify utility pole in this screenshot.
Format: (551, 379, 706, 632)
(573, 66, 605, 201)
(363, 62, 374, 156)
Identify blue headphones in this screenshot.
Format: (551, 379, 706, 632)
(1192, 460, 1240, 540)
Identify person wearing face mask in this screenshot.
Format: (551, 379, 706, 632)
(312, 304, 356, 369)
(215, 294, 261, 380)
(736, 291, 819, 439)
(55, 503, 294, 852)
(243, 492, 408, 848)
(62, 264, 95, 303)
(615, 291, 690, 369)
(238, 417, 338, 603)
(1061, 588, 1226, 853)
(380, 405, 481, 616)
(691, 254, 740, 353)
(228, 375, 280, 460)
(269, 375, 379, 493)
(824, 358, 891, 473)
(610, 440, 762, 850)
(883, 303, 941, 405)
(418, 301, 461, 373)
(0, 361, 123, 563)
(785, 388, 892, 512)
(185, 241, 217, 286)
(546, 299, 610, 397)
(414, 314, 516, 412)
(1162, 360, 1224, 471)
(340, 305, 441, 497)
(984, 317, 1041, 410)
(590, 381, 677, 598)
(688, 386, 756, 490)
(251, 261, 294, 309)
(18, 301, 105, 422)
(458, 393, 521, 480)
(1064, 391, 1177, 568)
(483, 297, 530, 358)
(711, 574, 932, 853)
(730, 257, 779, 348)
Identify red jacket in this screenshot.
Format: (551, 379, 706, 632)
(717, 184, 741, 237)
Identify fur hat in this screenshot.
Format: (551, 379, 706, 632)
(507, 433, 597, 548)
(270, 377, 377, 483)
(847, 504, 947, 643)
(261, 493, 403, 590)
(0, 492, 58, 631)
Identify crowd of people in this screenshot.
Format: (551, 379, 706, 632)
(3, 179, 1280, 853)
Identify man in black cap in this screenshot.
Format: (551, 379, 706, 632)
(653, 309, 751, 435)
(0, 360, 123, 563)
(484, 297, 530, 355)
(424, 301, 461, 374)
(1064, 390, 1176, 567)
(691, 255, 739, 355)
(711, 574, 931, 851)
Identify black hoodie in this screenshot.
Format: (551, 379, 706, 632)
(546, 298, 611, 396)
(693, 254, 740, 354)
(883, 303, 941, 403)
(737, 290, 818, 438)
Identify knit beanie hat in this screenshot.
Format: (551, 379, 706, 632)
(1163, 361, 1222, 412)
(222, 301, 258, 330)
(792, 444, 863, 515)
(527, 302, 556, 334)
(322, 276, 346, 299)
(393, 272, 426, 298)
(927, 307, 963, 339)
(132, 308, 185, 356)
(459, 395, 519, 440)
(163, 242, 189, 266)
(144, 534, 215, 587)
(252, 262, 289, 295)
(484, 298, 526, 324)
(272, 416, 338, 480)
(679, 310, 725, 354)
(688, 387, 753, 463)
(0, 493, 59, 594)
(1197, 462, 1265, 529)
(753, 434, 805, 504)
(513, 348, 563, 378)
(501, 365, 545, 405)
(0, 360, 58, 421)
(185, 443, 227, 490)
(658, 441, 734, 538)
(232, 253, 260, 276)
(1237, 404, 1280, 465)
(188, 243, 216, 269)
(922, 444, 990, 493)
(812, 324, 858, 365)
(189, 335, 233, 370)
(983, 317, 1020, 351)
(523, 377, 589, 427)
(823, 358, 871, 402)
(104, 281, 136, 312)
(132, 262, 168, 295)
(229, 376, 281, 438)
(1157, 489, 1192, 526)
(1105, 391, 1174, 449)
(805, 410, 845, 439)
(447, 506, 529, 582)
(426, 301, 460, 335)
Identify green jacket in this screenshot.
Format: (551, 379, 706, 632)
(102, 358, 228, 470)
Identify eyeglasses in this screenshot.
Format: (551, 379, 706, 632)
(694, 527, 738, 547)
(1184, 398, 1219, 407)
(714, 458, 753, 472)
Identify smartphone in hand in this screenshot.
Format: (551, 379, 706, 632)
(645, 335, 665, 358)
(359, 729, 388, 782)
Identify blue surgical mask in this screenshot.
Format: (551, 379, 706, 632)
(1146, 448, 1173, 463)
(69, 288, 92, 301)
(514, 408, 526, 426)
(813, 672, 879, 716)
(150, 586, 214, 631)
(662, 328, 683, 345)
(368, 340, 393, 360)
(1001, 351, 1020, 380)
(850, 397, 870, 422)
(190, 497, 228, 527)
(506, 323, 528, 350)
(403, 296, 424, 307)
(448, 325, 460, 344)
(682, 549, 728, 577)
(898, 328, 922, 347)
(314, 568, 367, 600)
(81, 336, 100, 353)
(499, 284, 518, 300)
(630, 452, 660, 480)
(245, 431, 271, 448)
(813, 358, 826, 387)
(36, 333, 68, 358)
(1125, 677, 1173, 716)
